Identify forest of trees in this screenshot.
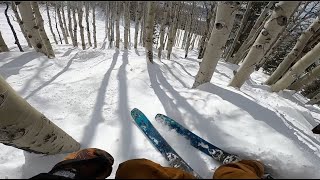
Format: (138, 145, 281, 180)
(1, 1, 320, 154)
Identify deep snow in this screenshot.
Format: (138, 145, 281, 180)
(1, 4, 320, 179)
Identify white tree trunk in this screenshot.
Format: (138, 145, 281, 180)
(167, 2, 181, 60)
(0, 75, 80, 154)
(225, 2, 252, 62)
(192, 2, 239, 88)
(271, 41, 320, 92)
(288, 65, 320, 91)
(92, 4, 97, 48)
(134, 2, 142, 49)
(18, 2, 46, 54)
(31, 1, 55, 58)
(115, 2, 120, 48)
(72, 5, 78, 47)
(55, 5, 63, 44)
(109, 2, 115, 48)
(11, 2, 32, 47)
(157, 2, 169, 58)
(67, 2, 75, 47)
(265, 16, 320, 85)
(229, 2, 274, 64)
(145, 2, 156, 63)
(78, 2, 85, 50)
(124, 2, 130, 49)
(0, 31, 9, 52)
(229, 1, 300, 88)
(61, 2, 69, 37)
(57, 4, 69, 44)
(85, 2, 92, 47)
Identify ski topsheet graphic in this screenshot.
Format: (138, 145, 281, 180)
(130, 108, 202, 179)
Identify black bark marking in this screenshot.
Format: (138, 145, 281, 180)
(256, 44, 263, 49)
(215, 23, 223, 30)
(276, 15, 287, 26)
(36, 43, 42, 49)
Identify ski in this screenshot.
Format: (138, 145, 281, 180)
(155, 113, 273, 179)
(155, 114, 239, 164)
(130, 108, 202, 179)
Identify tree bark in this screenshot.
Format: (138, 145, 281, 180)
(124, 2, 130, 49)
(271, 41, 320, 92)
(225, 2, 252, 62)
(0, 75, 80, 154)
(134, 2, 142, 49)
(5, 2, 23, 52)
(31, 1, 55, 58)
(17, 2, 47, 54)
(72, 4, 78, 47)
(67, 2, 75, 47)
(45, 2, 58, 45)
(55, 5, 63, 44)
(229, 1, 300, 88)
(57, 4, 69, 44)
(145, 2, 156, 63)
(229, 2, 274, 64)
(158, 2, 169, 58)
(115, 2, 120, 48)
(0, 31, 9, 52)
(109, 2, 114, 48)
(85, 2, 92, 47)
(77, 2, 85, 50)
(265, 16, 320, 85)
(288, 65, 320, 91)
(61, 2, 69, 37)
(192, 2, 239, 88)
(11, 1, 31, 48)
(167, 2, 182, 60)
(92, 3, 97, 48)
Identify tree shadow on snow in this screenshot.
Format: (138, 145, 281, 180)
(25, 53, 77, 100)
(116, 49, 134, 160)
(147, 62, 212, 176)
(0, 52, 41, 80)
(80, 49, 119, 147)
(197, 83, 320, 162)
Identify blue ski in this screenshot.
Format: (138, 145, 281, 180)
(130, 108, 202, 179)
(155, 114, 273, 179)
(155, 114, 239, 164)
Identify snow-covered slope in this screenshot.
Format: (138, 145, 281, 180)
(1, 4, 320, 179)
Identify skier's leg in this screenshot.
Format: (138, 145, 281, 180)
(115, 158, 196, 179)
(213, 160, 265, 179)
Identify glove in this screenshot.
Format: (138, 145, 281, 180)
(49, 148, 114, 179)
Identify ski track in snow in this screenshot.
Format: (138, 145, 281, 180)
(0, 4, 320, 179)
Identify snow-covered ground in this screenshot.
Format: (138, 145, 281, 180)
(1, 4, 320, 179)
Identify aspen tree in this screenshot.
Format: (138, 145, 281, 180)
(192, 2, 239, 88)
(11, 2, 31, 47)
(72, 2, 78, 47)
(134, 2, 142, 49)
(67, 2, 75, 46)
(229, 1, 300, 88)
(85, 2, 92, 47)
(145, 1, 156, 63)
(0, 31, 9, 52)
(0, 75, 80, 154)
(265, 16, 320, 85)
(31, 1, 55, 58)
(229, 2, 274, 64)
(115, 2, 120, 48)
(92, 3, 97, 48)
(271, 42, 320, 92)
(78, 2, 85, 50)
(17, 2, 47, 54)
(57, 4, 69, 44)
